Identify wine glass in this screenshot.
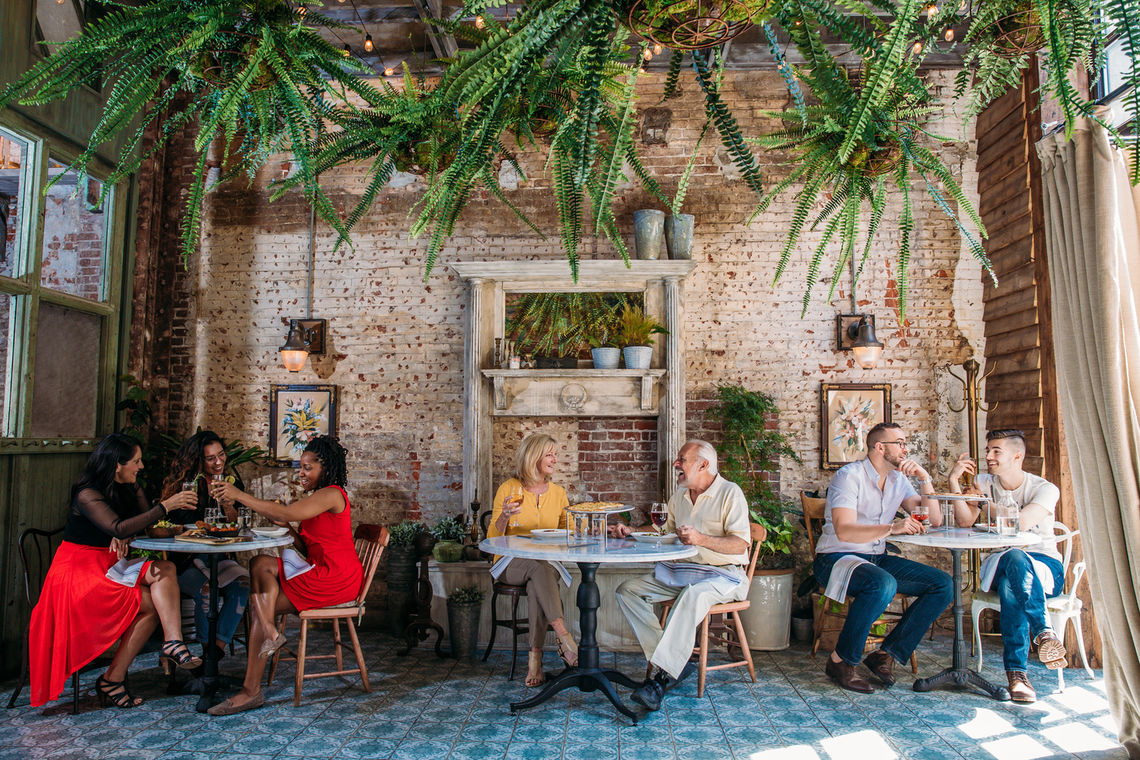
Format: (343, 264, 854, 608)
(650, 502, 668, 546)
(505, 486, 524, 533)
(181, 481, 196, 521)
(209, 473, 224, 523)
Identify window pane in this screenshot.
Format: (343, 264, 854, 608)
(35, 0, 84, 54)
(29, 302, 100, 438)
(40, 159, 108, 300)
(0, 131, 29, 279)
(0, 293, 13, 432)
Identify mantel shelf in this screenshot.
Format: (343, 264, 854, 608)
(481, 369, 667, 417)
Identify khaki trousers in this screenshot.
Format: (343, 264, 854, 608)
(497, 558, 565, 649)
(616, 573, 748, 679)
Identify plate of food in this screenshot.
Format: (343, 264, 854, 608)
(630, 531, 678, 544)
(566, 501, 630, 514)
(529, 528, 568, 541)
(252, 526, 289, 538)
(197, 521, 241, 537)
(146, 520, 183, 538)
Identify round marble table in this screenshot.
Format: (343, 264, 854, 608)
(132, 534, 293, 712)
(479, 535, 696, 723)
(891, 528, 1041, 700)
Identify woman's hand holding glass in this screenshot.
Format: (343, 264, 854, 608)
(503, 489, 524, 533)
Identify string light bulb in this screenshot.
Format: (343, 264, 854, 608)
(364, 34, 373, 52)
(384, 66, 395, 76)
(653, 44, 662, 55)
(912, 40, 924, 54)
(342, 43, 351, 57)
(642, 47, 653, 61)
(475, 14, 485, 29)
(296, 4, 307, 17)
(925, 2, 938, 14)
(943, 27, 955, 41)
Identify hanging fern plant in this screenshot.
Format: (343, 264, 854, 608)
(0, 0, 379, 264)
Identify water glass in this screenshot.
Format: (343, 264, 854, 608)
(997, 496, 1019, 537)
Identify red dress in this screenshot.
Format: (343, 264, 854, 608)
(278, 485, 363, 611)
(30, 484, 162, 706)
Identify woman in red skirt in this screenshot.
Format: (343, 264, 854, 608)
(30, 433, 201, 708)
(206, 435, 363, 715)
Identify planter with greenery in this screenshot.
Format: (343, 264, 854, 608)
(615, 304, 667, 370)
(507, 292, 633, 368)
(709, 384, 800, 649)
(446, 584, 486, 660)
(386, 519, 425, 634)
(430, 515, 469, 563)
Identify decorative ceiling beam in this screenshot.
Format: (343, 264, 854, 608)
(410, 0, 458, 60)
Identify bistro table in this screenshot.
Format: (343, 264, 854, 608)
(479, 534, 696, 723)
(131, 533, 294, 712)
(891, 527, 1041, 701)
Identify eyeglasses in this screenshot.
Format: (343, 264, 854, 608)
(880, 440, 909, 449)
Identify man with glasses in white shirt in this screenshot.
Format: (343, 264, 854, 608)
(815, 422, 953, 693)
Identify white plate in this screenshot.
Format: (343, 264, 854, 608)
(529, 529, 568, 541)
(631, 531, 678, 544)
(252, 526, 289, 537)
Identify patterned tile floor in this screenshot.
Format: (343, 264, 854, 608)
(0, 630, 1125, 760)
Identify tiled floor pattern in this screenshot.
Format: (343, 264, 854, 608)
(0, 631, 1125, 760)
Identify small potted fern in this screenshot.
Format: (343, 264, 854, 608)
(430, 515, 468, 562)
(446, 584, 485, 661)
(615, 305, 667, 370)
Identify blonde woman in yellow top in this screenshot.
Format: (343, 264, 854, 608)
(488, 433, 577, 686)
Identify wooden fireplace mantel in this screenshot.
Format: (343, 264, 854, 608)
(453, 260, 696, 509)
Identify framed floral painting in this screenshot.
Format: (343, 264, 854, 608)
(820, 383, 892, 470)
(269, 384, 338, 466)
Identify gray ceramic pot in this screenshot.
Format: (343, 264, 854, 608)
(665, 213, 694, 260)
(622, 345, 652, 370)
(590, 347, 620, 369)
(632, 209, 665, 260)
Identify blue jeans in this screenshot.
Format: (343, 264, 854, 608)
(815, 552, 953, 666)
(177, 563, 250, 647)
(993, 549, 1065, 672)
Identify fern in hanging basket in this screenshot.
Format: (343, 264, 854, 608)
(619, 0, 779, 50)
(0, 0, 380, 265)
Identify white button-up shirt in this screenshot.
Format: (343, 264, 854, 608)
(815, 458, 917, 556)
(665, 474, 750, 566)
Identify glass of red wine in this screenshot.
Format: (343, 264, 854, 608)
(912, 503, 929, 531)
(650, 502, 668, 546)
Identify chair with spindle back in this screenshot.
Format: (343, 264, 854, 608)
(7, 526, 82, 712)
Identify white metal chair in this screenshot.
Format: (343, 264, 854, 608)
(971, 521, 1090, 688)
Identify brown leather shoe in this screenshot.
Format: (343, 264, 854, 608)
(1035, 630, 1067, 669)
(863, 649, 896, 687)
(826, 657, 874, 694)
(1007, 671, 1037, 704)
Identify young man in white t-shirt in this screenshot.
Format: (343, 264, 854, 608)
(949, 429, 1068, 703)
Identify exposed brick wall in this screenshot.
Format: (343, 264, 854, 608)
(133, 69, 986, 535)
(40, 180, 105, 300)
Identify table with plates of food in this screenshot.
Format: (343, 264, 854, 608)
(132, 523, 294, 712)
(480, 501, 696, 724)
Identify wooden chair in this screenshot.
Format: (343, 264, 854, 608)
(7, 527, 81, 712)
(801, 491, 918, 674)
(267, 524, 388, 705)
(655, 522, 768, 697)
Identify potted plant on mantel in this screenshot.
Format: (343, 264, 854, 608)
(710, 384, 802, 650)
(430, 515, 468, 562)
(615, 304, 667, 370)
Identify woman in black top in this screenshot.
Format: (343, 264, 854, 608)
(29, 433, 200, 708)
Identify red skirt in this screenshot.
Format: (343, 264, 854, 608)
(29, 542, 151, 706)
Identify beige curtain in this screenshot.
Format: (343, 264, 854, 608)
(1038, 117, 1140, 757)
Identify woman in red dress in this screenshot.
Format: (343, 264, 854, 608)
(206, 435, 362, 715)
(30, 433, 201, 708)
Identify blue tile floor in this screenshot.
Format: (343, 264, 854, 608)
(0, 629, 1125, 760)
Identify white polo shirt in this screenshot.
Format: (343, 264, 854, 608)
(665, 474, 750, 566)
(815, 458, 917, 556)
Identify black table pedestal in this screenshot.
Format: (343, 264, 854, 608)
(194, 554, 223, 713)
(913, 547, 1010, 701)
(509, 562, 642, 724)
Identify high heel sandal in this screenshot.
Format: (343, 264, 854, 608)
(159, 639, 203, 673)
(556, 634, 578, 668)
(525, 651, 545, 688)
(96, 675, 143, 708)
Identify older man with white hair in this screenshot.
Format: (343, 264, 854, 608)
(613, 439, 751, 711)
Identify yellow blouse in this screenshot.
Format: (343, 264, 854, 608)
(487, 477, 568, 539)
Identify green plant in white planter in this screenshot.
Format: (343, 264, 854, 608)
(430, 515, 468, 562)
(615, 304, 666, 370)
(447, 584, 486, 661)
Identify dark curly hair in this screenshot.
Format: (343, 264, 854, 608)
(161, 429, 229, 499)
(304, 435, 348, 489)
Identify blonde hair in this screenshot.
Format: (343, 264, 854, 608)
(515, 433, 557, 486)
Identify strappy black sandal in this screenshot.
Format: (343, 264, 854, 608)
(96, 675, 143, 708)
(159, 639, 202, 673)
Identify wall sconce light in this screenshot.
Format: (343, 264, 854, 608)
(836, 313, 884, 370)
(279, 318, 326, 372)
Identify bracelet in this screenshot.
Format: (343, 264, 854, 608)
(919, 478, 933, 488)
(155, 499, 168, 514)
